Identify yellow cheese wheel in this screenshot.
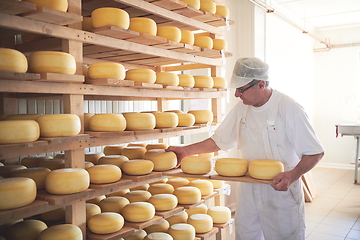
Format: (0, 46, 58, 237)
(207, 206, 231, 223)
(144, 233, 173, 240)
(146, 143, 168, 150)
(38, 224, 82, 240)
(0, 120, 39, 144)
(208, 179, 224, 189)
(168, 223, 195, 240)
(145, 149, 177, 171)
(187, 213, 213, 233)
(98, 196, 129, 213)
(125, 69, 156, 83)
(185, 203, 207, 216)
(23, 0, 68, 11)
(89, 113, 126, 132)
(122, 146, 146, 159)
(106, 188, 129, 197)
(125, 190, 151, 203)
(88, 212, 124, 234)
(38, 159, 65, 170)
(145, 219, 169, 234)
(130, 183, 149, 191)
(148, 193, 178, 211)
(0, 177, 36, 210)
(87, 195, 106, 204)
(166, 211, 188, 225)
(122, 202, 155, 222)
(87, 164, 122, 184)
(129, 17, 157, 35)
(6, 219, 47, 240)
(249, 159, 284, 180)
(157, 26, 181, 42)
(153, 112, 179, 128)
(91, 7, 130, 29)
(123, 113, 156, 130)
(198, 152, 214, 158)
(84, 113, 94, 131)
(4, 114, 42, 120)
(150, 178, 168, 185)
(166, 178, 189, 189)
(41, 207, 65, 222)
(179, 0, 200, 9)
(155, 72, 179, 86)
(181, 156, 212, 175)
(29, 51, 76, 75)
(212, 76, 227, 88)
(88, 62, 125, 80)
(103, 145, 126, 155)
(176, 113, 195, 127)
(178, 74, 194, 87)
(148, 183, 174, 195)
(85, 152, 105, 164)
(194, 36, 213, 49)
(188, 179, 213, 196)
(128, 143, 148, 147)
(187, 110, 213, 123)
(193, 75, 214, 88)
(36, 114, 81, 137)
(199, 0, 216, 13)
(45, 168, 90, 194)
(215, 5, 229, 18)
(11, 167, 51, 190)
(97, 155, 129, 167)
(0, 48, 28, 73)
(212, 39, 227, 51)
(0, 165, 27, 178)
(121, 160, 154, 175)
(82, 17, 94, 31)
(165, 110, 183, 113)
(179, 30, 194, 45)
(215, 158, 248, 177)
(86, 203, 101, 222)
(85, 162, 94, 169)
(124, 230, 147, 240)
(21, 155, 52, 168)
(173, 186, 201, 204)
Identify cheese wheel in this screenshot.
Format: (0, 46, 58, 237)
(176, 113, 195, 127)
(165, 110, 183, 113)
(157, 26, 181, 42)
(128, 143, 148, 148)
(0, 177, 36, 210)
(249, 159, 284, 180)
(144, 233, 173, 240)
(98, 196, 129, 213)
(89, 113, 126, 132)
(179, 30, 194, 45)
(0, 120, 39, 144)
(21, 155, 52, 168)
(84, 113, 94, 131)
(87, 195, 106, 205)
(122, 202, 155, 222)
(23, 0, 68, 11)
(88, 212, 124, 234)
(212, 76, 227, 88)
(121, 160, 154, 175)
(4, 114, 42, 120)
(144, 219, 169, 234)
(187, 110, 213, 123)
(193, 75, 214, 88)
(188, 179, 213, 196)
(215, 5, 229, 18)
(36, 114, 81, 137)
(146, 143, 168, 150)
(106, 188, 129, 197)
(148, 183, 174, 195)
(88, 62, 125, 80)
(207, 206, 231, 223)
(198, 152, 214, 158)
(129, 17, 157, 35)
(85, 162, 94, 169)
(199, 0, 216, 13)
(145, 149, 177, 171)
(0, 48, 28, 73)
(167, 211, 188, 225)
(123, 113, 156, 130)
(103, 145, 126, 155)
(45, 168, 90, 194)
(97, 155, 129, 167)
(185, 203, 207, 216)
(6, 219, 47, 240)
(177, 74, 194, 87)
(212, 39, 227, 51)
(41, 207, 65, 222)
(130, 183, 150, 191)
(155, 72, 179, 86)
(125, 190, 151, 203)
(38, 159, 65, 170)
(150, 178, 168, 185)
(168, 223, 195, 240)
(86, 203, 101, 222)
(181, 156, 212, 175)
(87, 164, 122, 184)
(208, 179, 224, 189)
(148, 193, 178, 211)
(166, 178, 189, 189)
(82, 17, 94, 31)
(187, 214, 213, 233)
(11, 167, 51, 190)
(125, 69, 156, 83)
(91, 7, 130, 29)
(122, 146, 146, 159)
(153, 112, 178, 128)
(179, 0, 200, 9)
(124, 230, 147, 240)
(0, 165, 27, 178)
(85, 152, 105, 164)
(29, 51, 76, 75)
(215, 158, 248, 176)
(194, 36, 213, 49)
(38, 224, 82, 240)
(173, 186, 201, 204)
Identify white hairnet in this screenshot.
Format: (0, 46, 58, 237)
(229, 57, 269, 88)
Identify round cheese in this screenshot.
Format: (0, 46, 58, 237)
(178, 74, 195, 87)
(87, 195, 106, 204)
(193, 75, 214, 88)
(128, 143, 148, 148)
(167, 178, 189, 189)
(157, 26, 181, 42)
(148, 183, 174, 195)
(125, 69, 156, 84)
(4, 114, 42, 120)
(173, 186, 201, 204)
(194, 36, 213, 49)
(85, 162, 94, 169)
(187, 213, 213, 233)
(181, 156, 212, 175)
(198, 152, 214, 158)
(168, 223, 195, 240)
(91, 7, 130, 29)
(179, 30, 194, 45)
(45, 168, 90, 194)
(85, 152, 105, 164)
(38, 159, 65, 170)
(187, 110, 213, 124)
(103, 145, 126, 155)
(150, 178, 168, 185)
(87, 164, 122, 184)
(0, 165, 27, 178)
(145, 149, 177, 171)
(123, 113, 156, 130)
(179, 0, 200, 9)
(155, 72, 179, 86)
(121, 202, 155, 222)
(84, 113, 94, 131)
(165, 110, 183, 113)
(208, 179, 224, 189)
(215, 158, 248, 177)
(82, 16, 94, 31)
(130, 183, 150, 191)
(29, 51, 76, 75)
(185, 203, 207, 216)
(86, 203, 101, 222)
(188, 179, 213, 196)
(0, 120, 39, 144)
(21, 155, 52, 168)
(249, 159, 284, 180)
(106, 188, 129, 197)
(23, 0, 68, 11)
(122, 146, 146, 159)
(6, 219, 47, 240)
(146, 143, 168, 150)
(36, 114, 81, 137)
(199, 0, 216, 13)
(98, 196, 129, 213)
(153, 112, 178, 128)
(121, 160, 154, 175)
(125, 190, 151, 203)
(148, 193, 178, 211)
(97, 155, 129, 167)
(129, 17, 157, 35)
(11, 167, 51, 190)
(212, 39, 227, 51)
(0, 48, 28, 73)
(0, 177, 36, 210)
(144, 233, 173, 240)
(215, 5, 229, 18)
(38, 224, 82, 240)
(207, 206, 231, 223)
(41, 207, 65, 222)
(88, 212, 124, 234)
(144, 219, 169, 234)
(89, 113, 126, 132)
(176, 113, 195, 127)
(166, 211, 188, 225)
(124, 229, 147, 240)
(212, 76, 227, 88)
(88, 62, 125, 80)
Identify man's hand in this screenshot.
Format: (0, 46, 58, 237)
(165, 146, 188, 168)
(271, 171, 298, 191)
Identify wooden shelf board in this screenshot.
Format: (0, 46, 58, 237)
(151, 0, 187, 11)
(0, 140, 48, 159)
(192, 11, 222, 23)
(196, 227, 219, 240)
(126, 33, 169, 46)
(35, 73, 84, 83)
(36, 189, 96, 205)
(133, 129, 162, 135)
(213, 219, 233, 229)
(0, 0, 36, 15)
(133, 82, 163, 89)
(122, 172, 163, 182)
(202, 191, 220, 201)
(89, 178, 133, 190)
(39, 134, 90, 145)
(124, 215, 163, 229)
(87, 226, 136, 240)
(178, 199, 206, 209)
(210, 173, 273, 185)
(161, 168, 212, 179)
(155, 206, 184, 219)
(85, 131, 135, 138)
(85, 79, 135, 86)
(22, 6, 83, 25)
(93, 26, 140, 40)
(0, 71, 40, 80)
(159, 127, 183, 133)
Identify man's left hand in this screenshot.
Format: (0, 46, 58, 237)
(271, 171, 297, 191)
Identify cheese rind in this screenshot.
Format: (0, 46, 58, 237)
(124, 190, 151, 203)
(36, 114, 81, 137)
(87, 164, 122, 184)
(145, 149, 177, 171)
(144, 233, 173, 240)
(179, 30, 195, 45)
(148, 183, 174, 195)
(187, 110, 213, 124)
(152, 112, 179, 128)
(146, 143, 168, 150)
(155, 72, 179, 86)
(249, 159, 284, 180)
(38, 224, 82, 240)
(21, 156, 52, 168)
(121, 160, 154, 175)
(215, 5, 229, 18)
(173, 186, 201, 204)
(125, 69, 156, 83)
(0, 165, 27, 178)
(122, 146, 146, 159)
(212, 39, 227, 51)
(148, 193, 178, 211)
(177, 113, 195, 127)
(212, 76, 227, 89)
(45, 168, 90, 194)
(157, 26, 181, 42)
(144, 219, 169, 234)
(23, 0, 68, 11)
(103, 145, 126, 155)
(168, 223, 195, 240)
(194, 36, 213, 49)
(187, 213, 213, 233)
(88, 62, 126, 80)
(91, 7, 130, 29)
(123, 113, 156, 130)
(207, 206, 231, 223)
(11, 167, 51, 190)
(193, 75, 214, 88)
(215, 158, 248, 177)
(178, 74, 195, 87)
(85, 152, 105, 164)
(89, 113, 126, 132)
(98, 196, 129, 213)
(0, 48, 28, 73)
(199, 0, 216, 13)
(0, 120, 39, 144)
(88, 212, 125, 234)
(97, 155, 129, 167)
(185, 204, 207, 216)
(86, 203, 101, 221)
(121, 202, 156, 222)
(29, 51, 76, 75)
(188, 179, 213, 196)
(6, 219, 47, 240)
(129, 17, 157, 35)
(166, 178, 189, 189)
(181, 156, 212, 175)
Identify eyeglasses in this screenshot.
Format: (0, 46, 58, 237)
(236, 81, 259, 95)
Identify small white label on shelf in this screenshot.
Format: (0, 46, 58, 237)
(229, 219, 234, 233)
(207, 122, 214, 134)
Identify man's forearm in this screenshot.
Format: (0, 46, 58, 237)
(181, 138, 221, 156)
(291, 152, 324, 179)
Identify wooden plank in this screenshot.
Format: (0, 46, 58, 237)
(0, 71, 40, 80)
(87, 226, 136, 240)
(39, 134, 90, 146)
(33, 73, 84, 83)
(192, 11, 222, 23)
(124, 216, 163, 229)
(160, 127, 183, 133)
(151, 0, 187, 11)
(0, 0, 36, 15)
(152, 40, 184, 50)
(202, 191, 219, 201)
(85, 131, 135, 138)
(196, 227, 219, 240)
(155, 206, 184, 219)
(127, 33, 168, 46)
(172, 44, 201, 54)
(178, 199, 206, 209)
(210, 173, 273, 185)
(22, 6, 83, 25)
(213, 219, 233, 229)
(122, 172, 163, 182)
(163, 85, 184, 90)
(36, 189, 96, 205)
(16, 37, 62, 53)
(0, 140, 48, 159)
(89, 178, 133, 190)
(133, 82, 163, 89)
(85, 79, 135, 86)
(161, 168, 212, 179)
(302, 171, 317, 199)
(93, 26, 140, 40)
(173, 6, 204, 18)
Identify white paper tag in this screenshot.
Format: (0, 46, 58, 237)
(229, 219, 234, 233)
(207, 122, 214, 134)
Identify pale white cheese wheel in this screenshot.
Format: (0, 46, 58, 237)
(168, 223, 195, 240)
(212, 76, 227, 88)
(86, 203, 101, 222)
(38, 224, 82, 240)
(145, 232, 173, 240)
(124, 229, 147, 240)
(215, 5, 229, 18)
(148, 193, 178, 211)
(122, 202, 155, 222)
(144, 219, 169, 234)
(21, 155, 52, 168)
(145, 149, 177, 171)
(194, 36, 213, 49)
(11, 167, 51, 190)
(4, 114, 42, 120)
(153, 112, 179, 128)
(215, 158, 248, 177)
(0, 47, 27, 73)
(166, 211, 188, 225)
(249, 159, 284, 180)
(104, 145, 126, 155)
(38, 159, 65, 170)
(88, 212, 124, 234)
(23, 0, 68, 11)
(178, 74, 195, 87)
(148, 183, 174, 195)
(174, 186, 201, 204)
(91, 7, 130, 29)
(89, 113, 126, 132)
(146, 143, 168, 150)
(212, 39, 227, 51)
(167, 178, 189, 189)
(6, 219, 47, 240)
(45, 168, 90, 194)
(41, 207, 65, 222)
(97, 155, 129, 167)
(125, 190, 151, 203)
(29, 51, 76, 75)
(36, 114, 81, 137)
(0, 165, 27, 178)
(121, 160, 154, 175)
(199, 0, 216, 13)
(208, 179, 224, 189)
(176, 113, 195, 127)
(187, 213, 213, 233)
(181, 156, 212, 175)
(87, 164, 122, 184)
(185, 203, 208, 216)
(84, 113, 94, 131)
(88, 62, 125, 80)
(188, 179, 213, 196)
(85, 152, 105, 165)
(129, 17, 157, 35)
(187, 110, 213, 124)
(193, 75, 214, 88)
(125, 69, 156, 84)
(0, 120, 39, 144)
(98, 196, 129, 213)
(123, 113, 156, 130)
(157, 26, 181, 42)
(122, 146, 146, 159)
(207, 206, 231, 223)
(155, 72, 179, 86)
(179, 0, 200, 9)
(179, 30, 194, 45)
(0, 177, 36, 210)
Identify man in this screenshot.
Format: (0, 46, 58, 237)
(166, 57, 324, 240)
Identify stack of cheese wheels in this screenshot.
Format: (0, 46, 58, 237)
(0, 165, 27, 178)
(168, 223, 195, 240)
(28, 51, 76, 75)
(21, 155, 52, 168)
(215, 5, 229, 18)
(179, 0, 200, 9)
(38, 159, 65, 170)
(148, 193, 178, 211)
(11, 167, 51, 190)
(212, 76, 227, 89)
(125, 230, 147, 240)
(125, 69, 156, 84)
(88, 62, 126, 80)
(179, 30, 194, 45)
(41, 207, 65, 222)
(23, 0, 68, 11)
(36, 114, 81, 137)
(178, 74, 195, 87)
(249, 159, 284, 180)
(84, 113, 94, 131)
(194, 36, 213, 49)
(145, 149, 177, 171)
(152, 112, 178, 128)
(144, 219, 169, 233)
(0, 48, 28, 73)
(88, 212, 124, 234)
(157, 26, 181, 42)
(122, 202, 155, 222)
(146, 143, 168, 150)
(181, 155, 212, 174)
(45, 168, 90, 194)
(193, 75, 214, 88)
(0, 177, 37, 210)
(174, 186, 201, 204)
(103, 145, 126, 155)
(185, 203, 207, 216)
(167, 177, 189, 189)
(155, 72, 179, 86)
(38, 224, 82, 240)
(86, 203, 101, 221)
(148, 183, 174, 195)
(144, 232, 173, 240)
(123, 113, 156, 130)
(87, 195, 106, 205)
(91, 7, 130, 29)
(122, 146, 146, 159)
(212, 39, 227, 51)
(85, 152, 104, 164)
(187, 213, 213, 233)
(97, 155, 129, 167)
(199, 0, 216, 13)
(207, 206, 231, 223)
(188, 179, 213, 196)
(167, 211, 188, 225)
(188, 110, 213, 124)
(215, 158, 248, 177)
(130, 183, 149, 191)
(87, 164, 122, 184)
(89, 113, 126, 132)
(98, 196, 129, 213)
(176, 113, 195, 127)
(6, 219, 47, 240)
(4, 114, 42, 120)
(129, 17, 157, 35)
(82, 17, 94, 31)
(0, 120, 39, 144)
(121, 160, 154, 176)
(124, 190, 151, 203)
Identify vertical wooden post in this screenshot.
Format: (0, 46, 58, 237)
(210, 66, 223, 123)
(0, 93, 18, 115)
